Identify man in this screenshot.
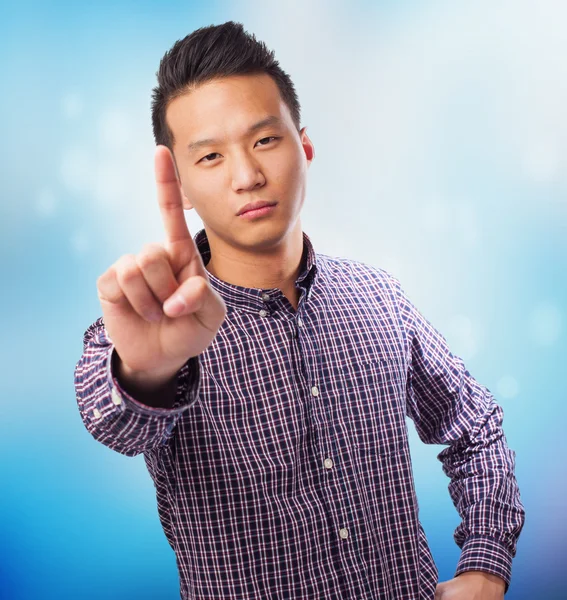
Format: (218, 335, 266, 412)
(74, 21, 525, 600)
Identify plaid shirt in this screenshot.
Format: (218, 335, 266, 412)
(74, 228, 525, 599)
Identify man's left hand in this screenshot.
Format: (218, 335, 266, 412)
(435, 571, 506, 599)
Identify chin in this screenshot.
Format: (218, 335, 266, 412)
(238, 221, 293, 249)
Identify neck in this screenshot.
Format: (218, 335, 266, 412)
(204, 221, 305, 311)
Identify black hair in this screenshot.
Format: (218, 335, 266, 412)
(151, 21, 301, 149)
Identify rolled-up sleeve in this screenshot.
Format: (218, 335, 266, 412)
(74, 316, 200, 457)
(388, 274, 526, 594)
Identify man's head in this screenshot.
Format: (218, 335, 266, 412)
(150, 21, 314, 256)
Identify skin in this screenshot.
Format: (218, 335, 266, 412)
(166, 73, 315, 311)
(435, 571, 506, 598)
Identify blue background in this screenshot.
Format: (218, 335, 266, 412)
(1, 1, 565, 598)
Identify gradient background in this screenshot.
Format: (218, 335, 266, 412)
(1, 0, 565, 598)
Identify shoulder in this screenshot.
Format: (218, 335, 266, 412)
(315, 252, 399, 293)
(313, 253, 410, 344)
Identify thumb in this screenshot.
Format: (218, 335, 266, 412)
(163, 275, 225, 324)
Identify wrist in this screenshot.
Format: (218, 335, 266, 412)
(457, 571, 506, 590)
(113, 351, 179, 392)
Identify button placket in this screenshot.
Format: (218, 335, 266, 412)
(111, 388, 122, 406)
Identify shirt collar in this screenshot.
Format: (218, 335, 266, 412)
(193, 228, 318, 312)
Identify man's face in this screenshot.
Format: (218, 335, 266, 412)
(166, 73, 314, 253)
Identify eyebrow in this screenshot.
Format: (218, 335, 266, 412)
(187, 115, 284, 154)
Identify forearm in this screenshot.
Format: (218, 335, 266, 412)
(387, 272, 526, 592)
(439, 398, 525, 592)
(74, 317, 200, 456)
(111, 348, 178, 409)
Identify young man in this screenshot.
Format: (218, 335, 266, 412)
(74, 21, 525, 600)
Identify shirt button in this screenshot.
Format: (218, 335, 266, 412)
(259, 309, 268, 317)
(297, 317, 303, 327)
(261, 293, 271, 302)
(311, 386, 319, 397)
(339, 528, 349, 540)
(93, 408, 101, 419)
(324, 458, 334, 469)
(111, 388, 122, 406)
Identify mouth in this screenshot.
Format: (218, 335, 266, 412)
(237, 201, 278, 217)
(238, 203, 278, 220)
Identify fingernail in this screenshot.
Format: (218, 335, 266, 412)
(164, 295, 185, 316)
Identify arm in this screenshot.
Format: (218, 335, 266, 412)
(75, 147, 224, 458)
(74, 316, 200, 457)
(387, 273, 526, 594)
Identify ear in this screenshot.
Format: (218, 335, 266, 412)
(299, 126, 315, 166)
(179, 183, 193, 210)
(171, 148, 193, 210)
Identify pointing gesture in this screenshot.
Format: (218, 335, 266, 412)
(96, 145, 227, 392)
(157, 145, 203, 279)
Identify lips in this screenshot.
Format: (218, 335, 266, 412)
(237, 200, 277, 216)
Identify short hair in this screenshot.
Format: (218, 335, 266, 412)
(151, 21, 302, 149)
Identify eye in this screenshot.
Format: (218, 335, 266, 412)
(256, 136, 280, 146)
(198, 137, 280, 163)
(199, 152, 221, 163)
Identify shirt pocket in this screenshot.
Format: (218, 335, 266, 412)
(334, 355, 407, 456)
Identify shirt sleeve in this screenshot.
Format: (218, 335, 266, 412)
(74, 316, 200, 457)
(387, 273, 526, 594)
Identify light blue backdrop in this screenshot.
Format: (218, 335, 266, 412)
(1, 0, 565, 598)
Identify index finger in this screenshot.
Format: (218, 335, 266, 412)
(155, 145, 192, 244)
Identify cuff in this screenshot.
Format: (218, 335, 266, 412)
(455, 534, 513, 594)
(106, 345, 200, 416)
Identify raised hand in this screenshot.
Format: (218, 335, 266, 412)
(96, 145, 226, 391)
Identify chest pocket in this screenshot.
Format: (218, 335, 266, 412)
(331, 355, 407, 456)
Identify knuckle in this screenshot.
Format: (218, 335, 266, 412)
(193, 276, 209, 295)
(136, 253, 156, 271)
(96, 267, 123, 303)
(115, 253, 135, 269)
(96, 276, 109, 296)
(96, 272, 107, 290)
(116, 255, 140, 283)
(195, 275, 208, 289)
(96, 266, 114, 289)
(121, 268, 139, 284)
(137, 243, 167, 270)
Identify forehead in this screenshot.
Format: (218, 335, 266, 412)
(166, 73, 292, 148)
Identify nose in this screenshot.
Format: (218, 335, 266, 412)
(230, 150, 266, 193)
